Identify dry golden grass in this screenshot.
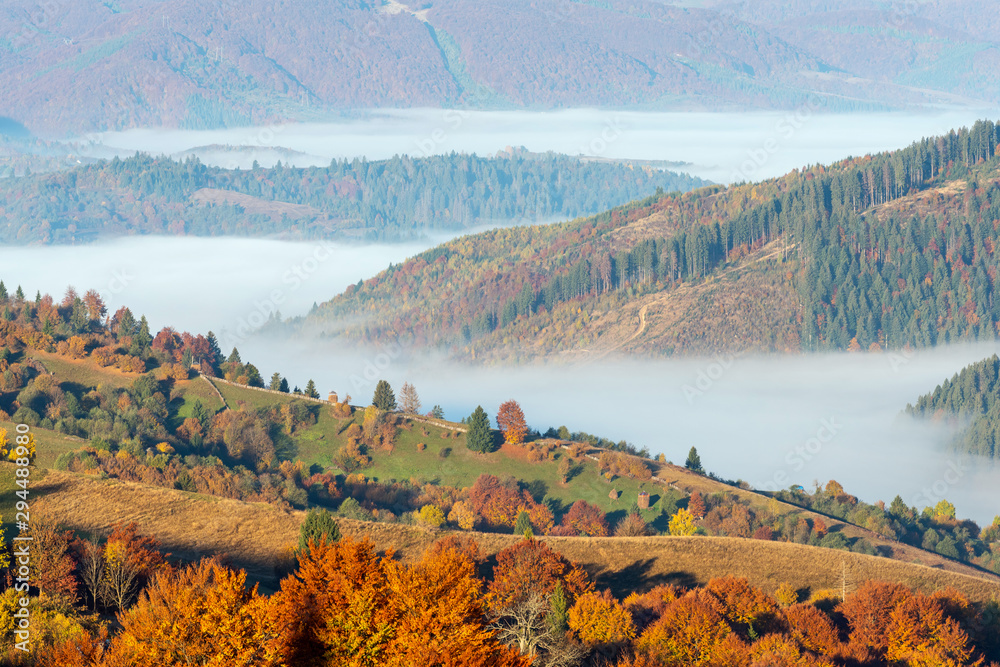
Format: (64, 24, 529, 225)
(29, 469, 1000, 603)
(30, 351, 137, 389)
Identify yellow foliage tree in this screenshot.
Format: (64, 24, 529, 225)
(568, 590, 636, 646)
(775, 582, 799, 607)
(0, 428, 35, 462)
(668, 508, 697, 536)
(106, 559, 277, 667)
(416, 504, 446, 529)
(448, 501, 477, 530)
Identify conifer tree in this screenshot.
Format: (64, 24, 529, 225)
(227, 347, 241, 364)
(298, 508, 341, 553)
(399, 381, 421, 414)
(205, 331, 222, 359)
(685, 446, 704, 474)
(0, 281, 8, 300)
(466, 406, 496, 453)
(279, 378, 290, 393)
(305, 379, 320, 399)
(269, 372, 283, 391)
(430, 405, 445, 419)
(513, 510, 532, 537)
(548, 581, 569, 633)
(372, 380, 396, 411)
(15, 286, 24, 300)
(132, 316, 152, 355)
(118, 308, 137, 339)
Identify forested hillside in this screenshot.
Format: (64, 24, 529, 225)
(307, 120, 1000, 360)
(0, 150, 705, 243)
(907, 354, 1000, 459)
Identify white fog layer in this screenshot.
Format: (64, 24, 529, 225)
(4, 236, 998, 525)
(70, 108, 1000, 183)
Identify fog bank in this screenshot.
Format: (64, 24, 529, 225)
(4, 235, 998, 524)
(70, 108, 1000, 183)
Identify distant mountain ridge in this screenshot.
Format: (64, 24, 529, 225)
(1, 0, 999, 134)
(0, 149, 707, 244)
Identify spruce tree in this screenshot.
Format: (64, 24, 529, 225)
(513, 510, 532, 537)
(14, 286, 24, 301)
(0, 281, 7, 300)
(227, 347, 242, 364)
(206, 332, 223, 366)
(430, 405, 445, 419)
(466, 406, 496, 453)
(548, 582, 569, 633)
(132, 316, 152, 355)
(372, 380, 396, 411)
(279, 378, 290, 393)
(298, 508, 341, 553)
(269, 372, 283, 391)
(118, 308, 137, 339)
(685, 446, 704, 474)
(304, 379, 320, 398)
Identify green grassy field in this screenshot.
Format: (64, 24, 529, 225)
(209, 377, 302, 411)
(177, 379, 668, 525)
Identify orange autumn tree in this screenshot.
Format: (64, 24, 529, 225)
(838, 580, 912, 656)
(469, 474, 553, 533)
(885, 593, 982, 667)
(271, 536, 527, 667)
(783, 603, 843, 656)
(486, 537, 592, 661)
(486, 538, 592, 612)
(560, 500, 609, 537)
(496, 400, 528, 445)
(702, 576, 780, 636)
(103, 559, 277, 667)
(635, 594, 732, 666)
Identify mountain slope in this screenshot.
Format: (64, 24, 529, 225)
(0, 150, 706, 244)
(907, 354, 1000, 459)
(304, 120, 1000, 361)
(2, 0, 999, 134)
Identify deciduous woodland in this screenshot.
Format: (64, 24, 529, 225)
(15, 533, 1000, 667)
(1, 283, 1000, 663)
(308, 122, 1000, 360)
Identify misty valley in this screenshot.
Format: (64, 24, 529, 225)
(4, 1, 1000, 664)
